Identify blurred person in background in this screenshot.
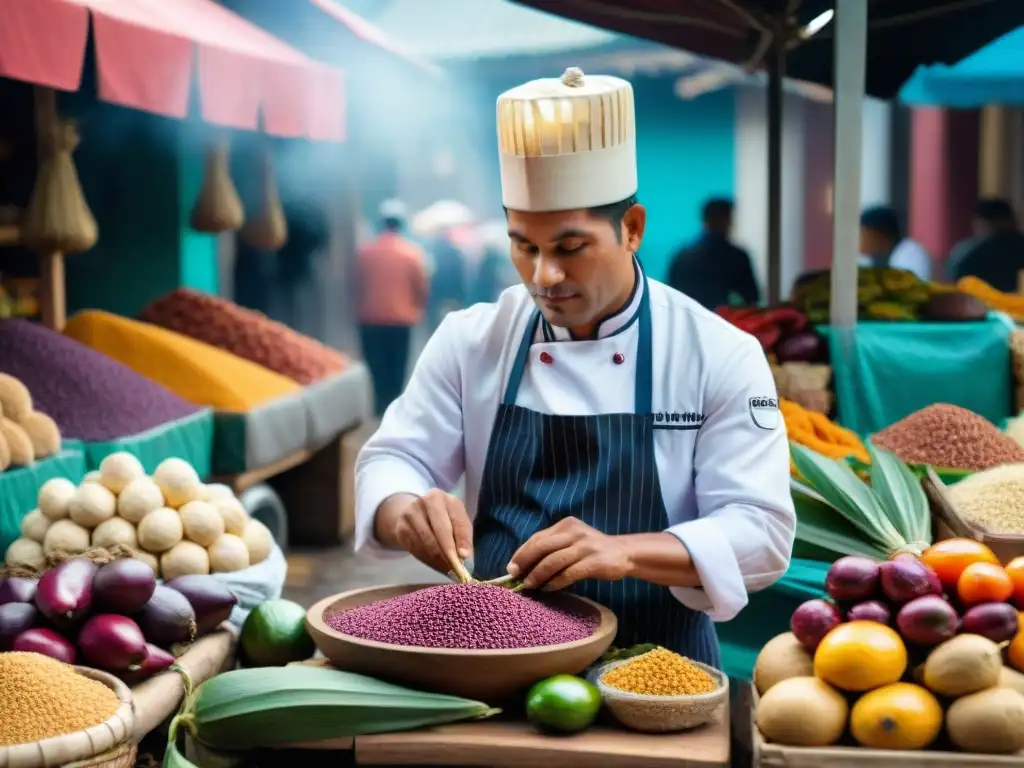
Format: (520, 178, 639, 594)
(948, 199, 1024, 290)
(858, 206, 932, 280)
(471, 220, 517, 304)
(667, 198, 760, 309)
(427, 225, 468, 330)
(355, 199, 429, 417)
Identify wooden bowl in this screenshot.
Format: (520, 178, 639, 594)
(307, 583, 617, 702)
(0, 666, 135, 768)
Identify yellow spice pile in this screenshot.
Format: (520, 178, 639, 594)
(0, 652, 120, 746)
(601, 647, 717, 696)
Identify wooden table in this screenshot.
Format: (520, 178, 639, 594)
(282, 704, 728, 768)
(130, 628, 237, 742)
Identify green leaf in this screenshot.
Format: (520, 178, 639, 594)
(189, 666, 500, 751)
(792, 485, 887, 560)
(867, 444, 932, 547)
(790, 443, 903, 551)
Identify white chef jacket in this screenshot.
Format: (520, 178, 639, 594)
(355, 273, 796, 622)
(858, 238, 933, 280)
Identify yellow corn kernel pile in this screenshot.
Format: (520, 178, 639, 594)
(0, 652, 120, 746)
(600, 647, 717, 696)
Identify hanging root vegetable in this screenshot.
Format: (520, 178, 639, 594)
(190, 137, 244, 233)
(240, 146, 287, 250)
(20, 89, 98, 255)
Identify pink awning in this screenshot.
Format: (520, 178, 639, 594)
(0, 0, 345, 141)
(308, 0, 442, 78)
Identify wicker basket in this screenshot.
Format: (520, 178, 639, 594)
(589, 657, 728, 733)
(0, 667, 135, 768)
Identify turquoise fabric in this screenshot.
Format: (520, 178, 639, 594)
(0, 447, 87, 551)
(825, 316, 1014, 435)
(82, 409, 214, 479)
(718, 559, 829, 680)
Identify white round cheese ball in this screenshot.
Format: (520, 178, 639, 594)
(98, 451, 146, 494)
(38, 477, 77, 520)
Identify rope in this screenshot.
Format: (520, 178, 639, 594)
(0, 544, 136, 578)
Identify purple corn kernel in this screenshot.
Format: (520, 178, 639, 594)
(325, 584, 598, 649)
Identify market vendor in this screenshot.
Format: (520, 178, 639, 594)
(355, 67, 795, 666)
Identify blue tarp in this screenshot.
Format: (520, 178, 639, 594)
(901, 25, 1024, 107)
(824, 316, 1014, 436)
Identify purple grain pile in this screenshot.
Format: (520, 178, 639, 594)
(0, 319, 200, 441)
(326, 584, 598, 650)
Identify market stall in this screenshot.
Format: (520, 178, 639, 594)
(0, 0, 345, 331)
(716, 269, 1018, 436)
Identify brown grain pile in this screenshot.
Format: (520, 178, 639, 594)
(872, 403, 1024, 470)
(139, 288, 347, 385)
(0, 652, 120, 745)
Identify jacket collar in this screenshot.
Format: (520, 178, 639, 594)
(535, 256, 643, 342)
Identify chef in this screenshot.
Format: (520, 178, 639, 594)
(355, 68, 795, 665)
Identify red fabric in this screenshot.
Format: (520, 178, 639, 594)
(0, 0, 89, 91)
(308, 0, 441, 77)
(0, 0, 344, 141)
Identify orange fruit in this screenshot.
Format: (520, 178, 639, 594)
(920, 539, 1000, 590)
(957, 561, 1014, 605)
(813, 621, 908, 692)
(1006, 557, 1024, 606)
(1009, 628, 1024, 672)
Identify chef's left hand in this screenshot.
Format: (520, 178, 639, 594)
(507, 517, 631, 591)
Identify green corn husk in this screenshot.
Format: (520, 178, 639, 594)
(169, 664, 500, 752)
(790, 442, 931, 561)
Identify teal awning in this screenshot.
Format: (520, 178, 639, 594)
(900, 25, 1024, 107)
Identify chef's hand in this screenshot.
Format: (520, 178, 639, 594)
(507, 517, 631, 591)
(387, 490, 474, 576)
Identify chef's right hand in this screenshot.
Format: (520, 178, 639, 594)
(381, 489, 473, 575)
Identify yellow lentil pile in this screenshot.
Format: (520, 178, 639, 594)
(0, 652, 120, 746)
(948, 463, 1024, 534)
(600, 647, 717, 696)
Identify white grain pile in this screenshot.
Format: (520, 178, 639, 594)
(949, 463, 1024, 534)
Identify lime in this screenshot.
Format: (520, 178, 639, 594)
(525, 674, 602, 734)
(239, 599, 315, 667)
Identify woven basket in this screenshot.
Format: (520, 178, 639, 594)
(589, 657, 728, 733)
(0, 667, 135, 768)
(62, 743, 137, 768)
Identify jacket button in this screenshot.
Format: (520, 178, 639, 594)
(540, 351, 553, 364)
(613, 352, 625, 364)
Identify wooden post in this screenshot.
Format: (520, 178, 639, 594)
(33, 87, 68, 331)
(39, 251, 66, 330)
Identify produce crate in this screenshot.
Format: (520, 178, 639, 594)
(924, 468, 1024, 565)
(0, 445, 87, 549)
(752, 688, 1024, 767)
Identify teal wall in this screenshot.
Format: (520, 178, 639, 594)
(460, 73, 736, 282)
(632, 84, 735, 281)
(178, 146, 220, 295)
(67, 105, 218, 317)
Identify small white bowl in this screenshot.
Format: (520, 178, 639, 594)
(591, 656, 729, 733)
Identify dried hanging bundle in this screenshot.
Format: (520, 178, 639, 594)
(21, 120, 98, 255)
(190, 138, 244, 233)
(241, 147, 287, 250)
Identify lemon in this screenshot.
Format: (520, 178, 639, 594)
(525, 674, 601, 734)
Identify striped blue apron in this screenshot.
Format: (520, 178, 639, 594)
(473, 274, 721, 667)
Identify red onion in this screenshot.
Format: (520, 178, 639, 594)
(36, 558, 96, 623)
(77, 614, 148, 671)
(13, 627, 77, 664)
(93, 558, 156, 613)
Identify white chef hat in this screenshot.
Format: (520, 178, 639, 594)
(496, 67, 637, 213)
(379, 198, 408, 221)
